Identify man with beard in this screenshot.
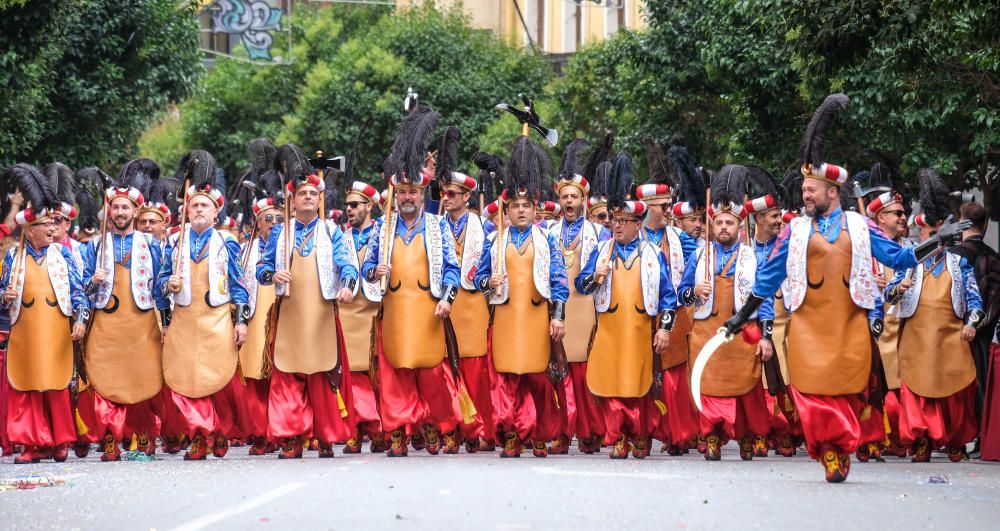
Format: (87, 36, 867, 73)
(1, 164, 88, 464)
(439, 165, 495, 453)
(77, 161, 167, 460)
(547, 139, 611, 455)
(722, 94, 966, 482)
(474, 137, 568, 459)
(257, 145, 357, 459)
(340, 181, 387, 454)
(681, 166, 773, 462)
(158, 150, 249, 461)
(363, 106, 464, 457)
(576, 153, 676, 459)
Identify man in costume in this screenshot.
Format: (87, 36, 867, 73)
(680, 166, 773, 461)
(42, 163, 85, 272)
(340, 180, 387, 454)
(586, 160, 610, 230)
(547, 139, 611, 455)
(1, 164, 89, 464)
(474, 136, 569, 458)
(722, 94, 968, 482)
(636, 139, 702, 455)
(669, 139, 707, 244)
(256, 144, 357, 459)
(437, 131, 495, 453)
(77, 159, 167, 461)
(362, 106, 465, 457)
(576, 153, 676, 459)
(158, 150, 249, 461)
(234, 166, 283, 456)
(885, 168, 985, 462)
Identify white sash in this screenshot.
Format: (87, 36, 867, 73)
(344, 226, 382, 302)
(172, 228, 231, 307)
(93, 232, 155, 310)
(459, 213, 486, 291)
(550, 219, 600, 273)
(488, 226, 551, 304)
(898, 251, 967, 319)
(274, 219, 340, 300)
(594, 240, 660, 315)
(244, 238, 262, 317)
(692, 243, 756, 320)
(9, 244, 73, 324)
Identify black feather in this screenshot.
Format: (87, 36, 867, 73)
(42, 162, 76, 204)
(434, 126, 462, 183)
(781, 167, 804, 212)
(583, 135, 613, 187)
(473, 151, 504, 203)
(557, 138, 589, 179)
(6, 163, 59, 212)
(798, 93, 850, 169)
(607, 152, 633, 211)
(918, 168, 951, 225)
(247, 138, 276, 181)
(711, 165, 749, 208)
(504, 137, 542, 200)
(643, 138, 670, 186)
(386, 104, 439, 186)
(862, 148, 900, 191)
(180, 149, 218, 192)
(745, 165, 778, 201)
(668, 143, 705, 209)
(74, 167, 107, 232)
(116, 158, 159, 198)
(274, 144, 312, 188)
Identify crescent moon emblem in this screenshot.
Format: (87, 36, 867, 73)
(807, 276, 824, 290)
(103, 294, 120, 314)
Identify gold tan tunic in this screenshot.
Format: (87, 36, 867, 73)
(381, 232, 446, 369)
(492, 239, 550, 374)
(162, 259, 238, 398)
(657, 231, 692, 369)
(878, 264, 902, 390)
(765, 290, 790, 388)
(7, 255, 73, 392)
(689, 269, 760, 397)
(273, 251, 339, 374)
(586, 254, 654, 397)
(85, 262, 163, 403)
(896, 267, 976, 398)
(561, 232, 598, 363)
(238, 282, 274, 379)
(452, 226, 489, 359)
(341, 242, 378, 371)
(786, 228, 871, 395)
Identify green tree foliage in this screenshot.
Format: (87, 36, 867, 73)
(0, 0, 201, 169)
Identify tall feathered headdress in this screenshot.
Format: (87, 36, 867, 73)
(386, 104, 438, 187)
(180, 149, 223, 208)
(635, 138, 671, 204)
(7, 163, 59, 226)
(248, 138, 277, 181)
(504, 136, 544, 201)
(709, 165, 749, 220)
(798, 93, 850, 185)
(555, 138, 590, 195)
(669, 140, 706, 218)
(473, 151, 504, 205)
(860, 149, 905, 218)
(274, 143, 322, 194)
(73, 167, 107, 237)
(434, 126, 475, 192)
(42, 162, 77, 220)
(607, 152, 645, 217)
(107, 158, 159, 208)
(584, 135, 613, 212)
(915, 168, 951, 227)
(780, 166, 804, 223)
(743, 165, 780, 215)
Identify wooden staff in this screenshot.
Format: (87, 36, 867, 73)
(704, 187, 712, 285)
(379, 183, 396, 294)
(172, 177, 192, 291)
(240, 224, 259, 272)
(283, 186, 293, 298)
(8, 231, 26, 298)
(493, 193, 507, 279)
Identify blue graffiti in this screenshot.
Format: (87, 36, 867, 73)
(211, 0, 284, 61)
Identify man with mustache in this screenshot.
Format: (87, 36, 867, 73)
(1, 164, 88, 464)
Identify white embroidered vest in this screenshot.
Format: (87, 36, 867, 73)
(488, 226, 551, 304)
(9, 244, 73, 324)
(171, 227, 232, 308)
(898, 252, 967, 319)
(457, 213, 486, 291)
(274, 218, 340, 300)
(243, 238, 263, 317)
(594, 240, 661, 316)
(67, 239, 85, 273)
(93, 232, 155, 311)
(550, 218, 601, 275)
(692, 243, 757, 320)
(782, 211, 877, 312)
(381, 212, 445, 299)
(344, 226, 381, 302)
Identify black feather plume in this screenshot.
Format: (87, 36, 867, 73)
(745, 165, 778, 200)
(504, 137, 541, 200)
(274, 144, 312, 188)
(386, 104, 439, 185)
(643, 138, 670, 185)
(7, 163, 59, 212)
(434, 126, 462, 183)
(607, 152, 633, 212)
(711, 165, 749, 208)
(583, 135, 613, 186)
(557, 138, 589, 179)
(473, 151, 504, 203)
(798, 93, 850, 169)
(248, 138, 276, 181)
(116, 158, 159, 198)
(781, 167, 804, 212)
(181, 149, 218, 192)
(918, 168, 951, 225)
(668, 142, 705, 209)
(42, 162, 76, 204)
(74, 167, 107, 233)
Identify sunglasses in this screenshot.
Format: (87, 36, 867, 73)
(51, 216, 67, 224)
(883, 210, 905, 218)
(346, 201, 364, 209)
(611, 218, 639, 225)
(596, 213, 608, 221)
(263, 214, 285, 223)
(442, 190, 465, 199)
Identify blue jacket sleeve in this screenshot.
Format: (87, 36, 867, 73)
(676, 250, 701, 306)
(147, 235, 168, 309)
(547, 231, 569, 303)
(155, 238, 174, 309)
(0, 248, 12, 293)
(961, 257, 984, 312)
(330, 225, 358, 281)
(439, 216, 461, 290)
(597, 225, 612, 241)
(656, 251, 677, 312)
(752, 225, 791, 298)
(226, 238, 249, 305)
(361, 218, 383, 280)
(679, 230, 700, 260)
(256, 225, 281, 283)
(574, 241, 601, 294)
(80, 240, 97, 289)
(61, 245, 87, 312)
(869, 218, 918, 271)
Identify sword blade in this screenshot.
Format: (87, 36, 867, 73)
(690, 329, 732, 411)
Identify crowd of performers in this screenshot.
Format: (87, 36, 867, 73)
(3, 93, 1000, 483)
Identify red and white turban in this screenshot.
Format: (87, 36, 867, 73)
(611, 201, 647, 218)
(346, 181, 380, 204)
(15, 207, 51, 226)
(186, 184, 225, 208)
(252, 197, 280, 217)
(538, 201, 561, 217)
(866, 191, 902, 218)
(286, 173, 325, 193)
(672, 201, 704, 218)
(802, 163, 849, 186)
(634, 183, 671, 203)
(555, 174, 589, 195)
(744, 195, 778, 214)
(447, 172, 478, 191)
(106, 186, 145, 207)
(708, 202, 747, 220)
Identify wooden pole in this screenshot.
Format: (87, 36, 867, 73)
(379, 183, 396, 294)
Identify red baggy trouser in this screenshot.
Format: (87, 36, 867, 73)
(699, 382, 772, 442)
(350, 371, 382, 438)
(898, 381, 977, 449)
(655, 363, 700, 446)
(981, 344, 1000, 461)
(598, 395, 659, 443)
(492, 372, 564, 443)
(457, 356, 492, 441)
(267, 368, 354, 444)
(789, 385, 864, 459)
(235, 376, 270, 440)
(560, 361, 605, 443)
(5, 387, 76, 447)
(76, 388, 161, 443)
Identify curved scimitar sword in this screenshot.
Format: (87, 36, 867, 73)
(689, 327, 734, 411)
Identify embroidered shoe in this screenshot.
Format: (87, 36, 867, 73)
(464, 437, 480, 454)
(212, 434, 229, 458)
(532, 440, 548, 458)
(73, 441, 91, 459)
(705, 435, 722, 461)
(738, 436, 754, 461)
(101, 434, 121, 462)
(386, 430, 408, 457)
(442, 431, 460, 455)
(549, 435, 570, 455)
(343, 437, 361, 454)
(369, 432, 388, 453)
(424, 426, 441, 455)
(947, 446, 968, 463)
(610, 435, 630, 459)
(184, 435, 208, 461)
(632, 436, 651, 459)
(912, 437, 932, 463)
(500, 432, 521, 458)
(317, 442, 335, 458)
(278, 437, 303, 459)
(248, 437, 268, 456)
(753, 435, 769, 457)
(822, 449, 847, 483)
(777, 434, 797, 457)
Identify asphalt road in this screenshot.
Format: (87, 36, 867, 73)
(2, 443, 999, 530)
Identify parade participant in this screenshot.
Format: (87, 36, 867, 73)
(41, 163, 84, 271)
(235, 165, 282, 456)
(0, 190, 24, 456)
(536, 200, 560, 224)
(256, 144, 357, 459)
(679, 166, 773, 461)
(637, 139, 701, 455)
(158, 150, 249, 461)
(472, 151, 505, 234)
(1, 164, 89, 464)
(137, 179, 172, 254)
(340, 179, 387, 454)
(437, 127, 495, 453)
(72, 168, 104, 244)
(720, 94, 969, 482)
(885, 168, 985, 463)
(576, 152, 676, 459)
(77, 159, 167, 461)
(669, 138, 707, 243)
(743, 165, 799, 458)
(474, 136, 569, 458)
(548, 138, 611, 455)
(362, 106, 465, 457)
